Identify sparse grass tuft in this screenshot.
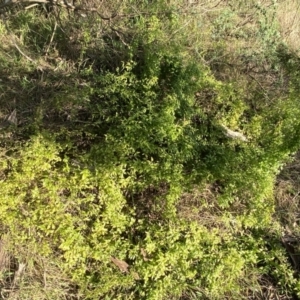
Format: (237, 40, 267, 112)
(0, 235, 79, 300)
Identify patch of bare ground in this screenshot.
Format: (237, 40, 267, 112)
(177, 184, 224, 228)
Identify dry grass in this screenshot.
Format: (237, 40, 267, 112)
(0, 235, 80, 300)
(177, 184, 223, 223)
(277, 0, 300, 52)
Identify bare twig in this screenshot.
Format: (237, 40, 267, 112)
(45, 21, 57, 56)
(12, 262, 26, 286)
(0, 0, 224, 20)
(1, 7, 40, 66)
(110, 27, 129, 47)
(221, 124, 248, 142)
(0, 0, 47, 9)
(4, 21, 55, 74)
(11, 35, 35, 63)
(247, 73, 269, 98)
(25, 3, 40, 9)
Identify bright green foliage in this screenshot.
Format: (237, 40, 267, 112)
(1, 1, 300, 299)
(0, 134, 248, 299)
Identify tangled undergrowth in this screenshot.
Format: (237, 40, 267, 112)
(1, 0, 300, 299)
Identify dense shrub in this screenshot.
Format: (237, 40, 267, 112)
(1, 1, 300, 299)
